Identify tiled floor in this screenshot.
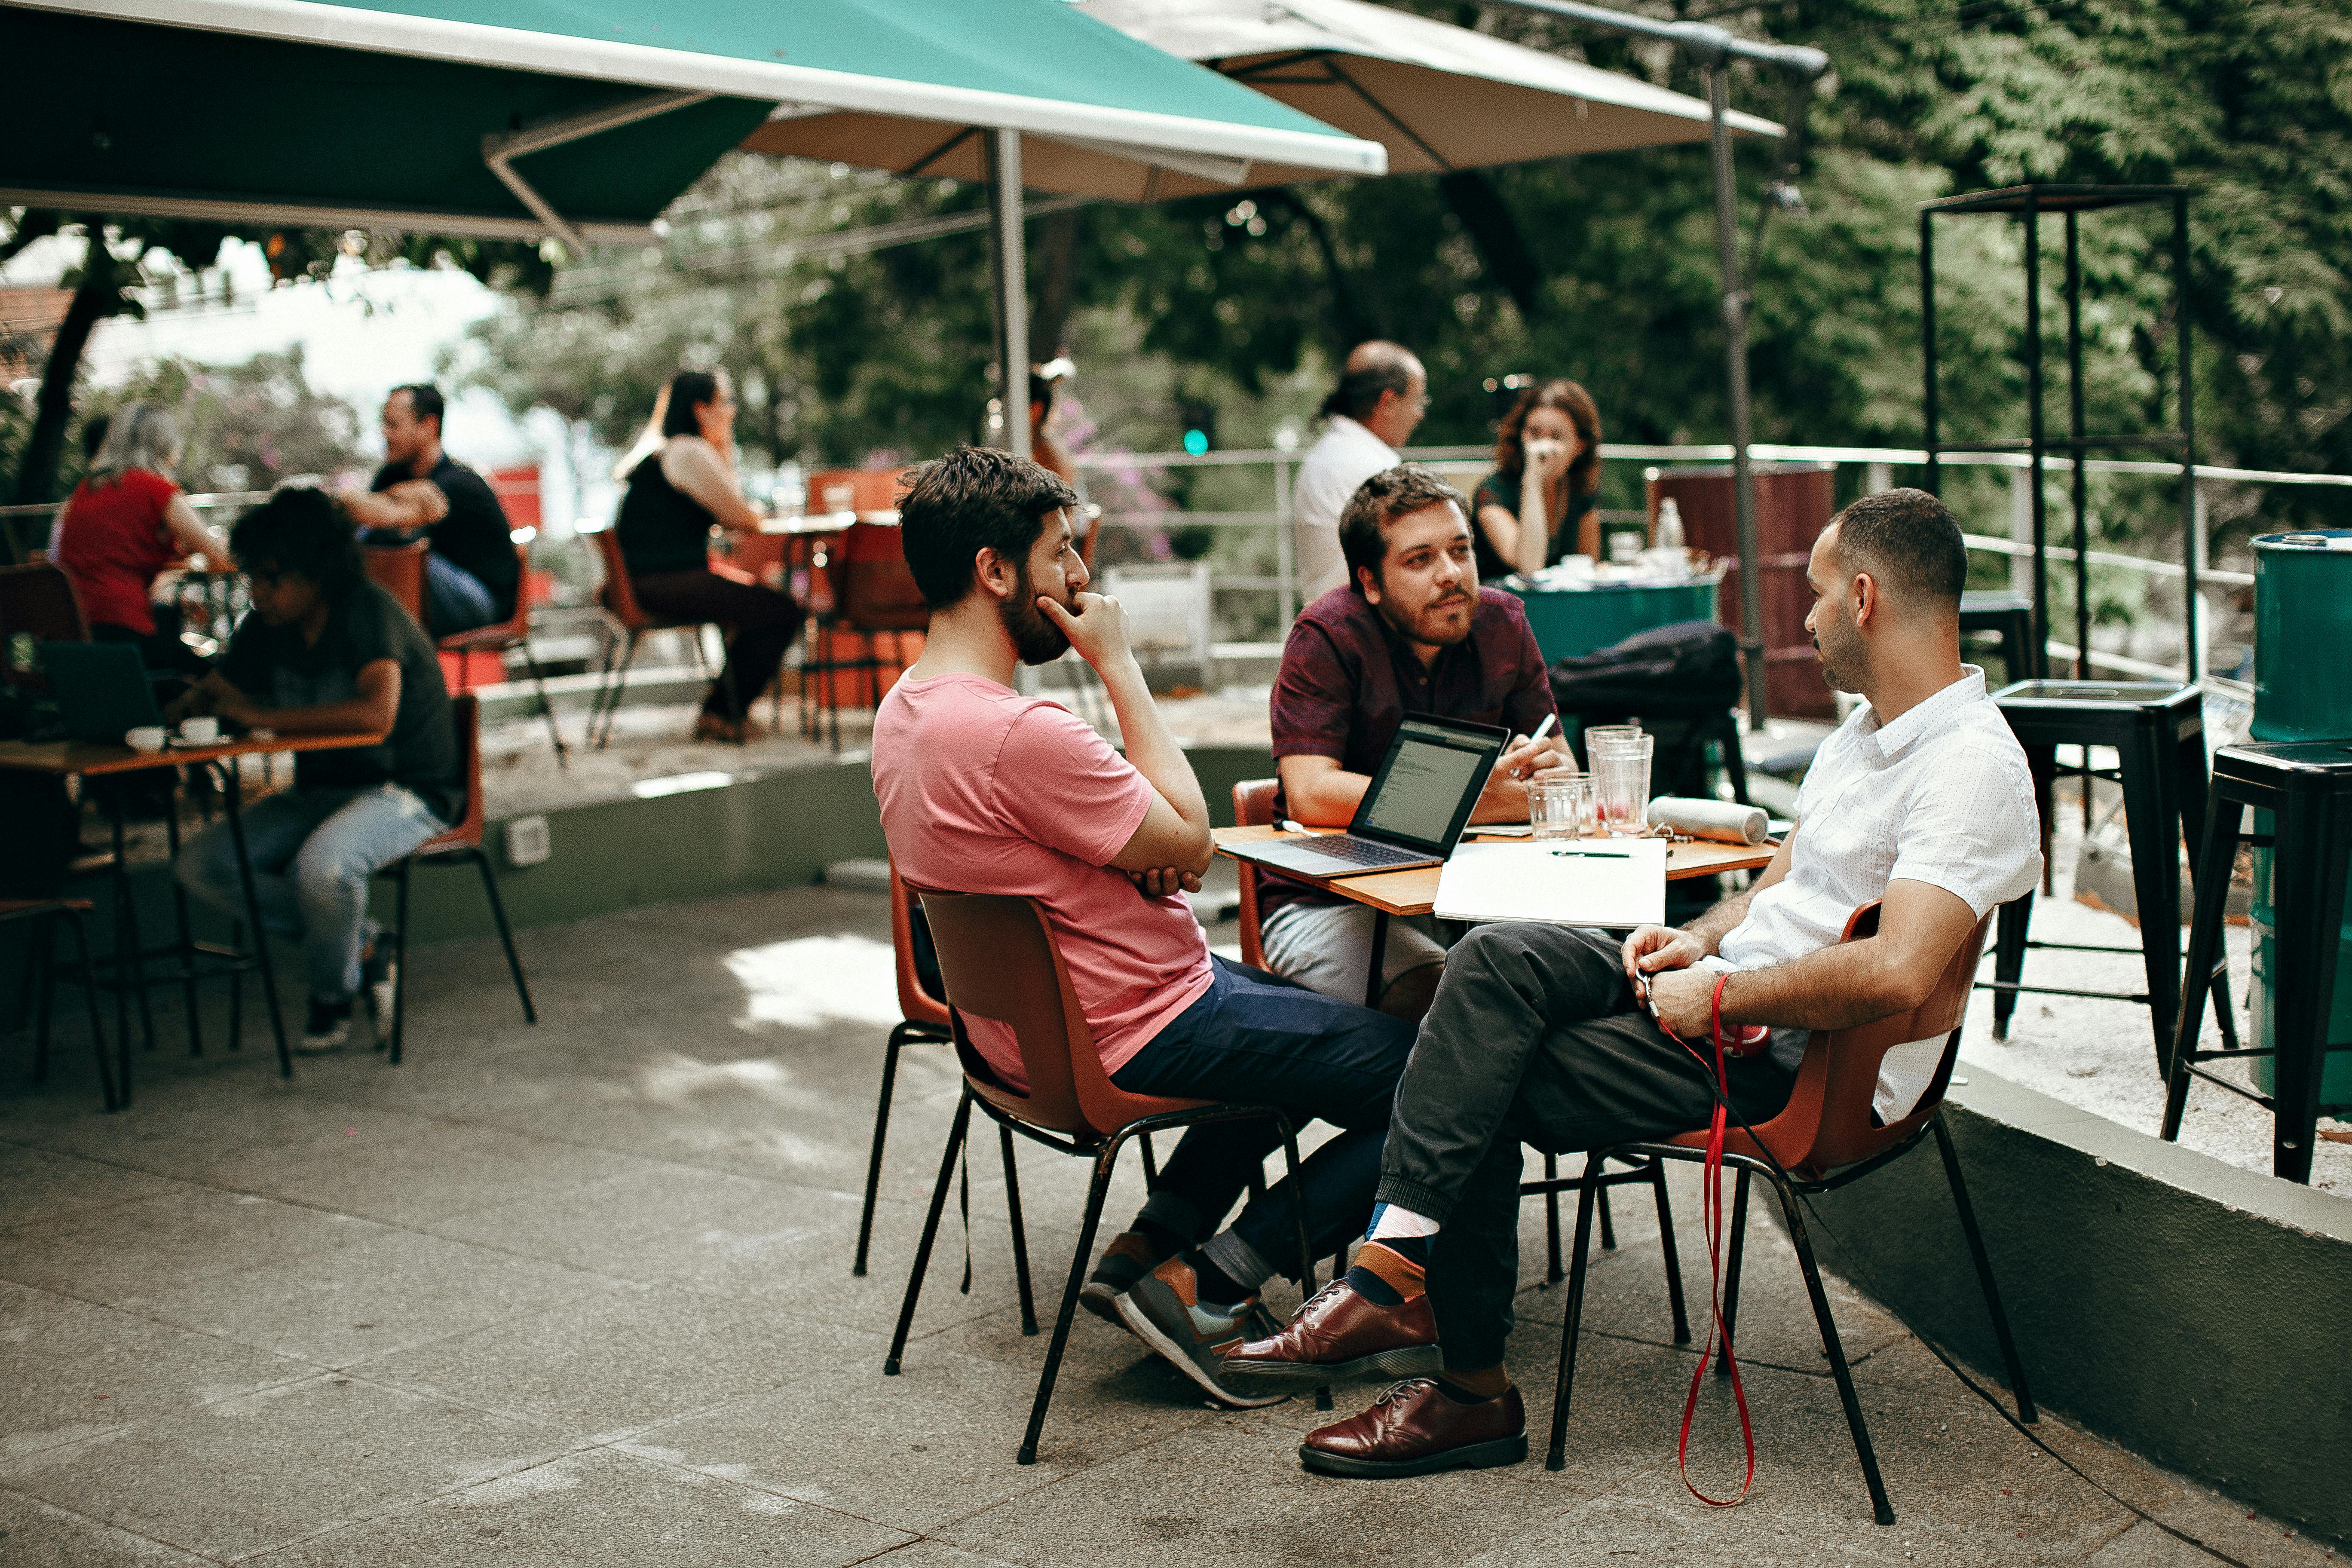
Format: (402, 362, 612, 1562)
(1, 885, 2334, 1565)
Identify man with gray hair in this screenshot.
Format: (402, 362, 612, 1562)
(1292, 341, 1429, 601)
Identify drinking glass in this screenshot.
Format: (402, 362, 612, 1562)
(1591, 734, 1655, 836)
(1530, 774, 1592, 841)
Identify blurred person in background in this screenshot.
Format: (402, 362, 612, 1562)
(357, 383, 518, 637)
(1292, 341, 1428, 602)
(1471, 379, 1604, 582)
(50, 402, 231, 677)
(612, 369, 802, 743)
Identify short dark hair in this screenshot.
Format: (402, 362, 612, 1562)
(896, 446, 1082, 609)
(662, 370, 722, 438)
(1319, 358, 1416, 423)
(392, 383, 444, 432)
(1830, 487, 1967, 610)
(232, 486, 364, 597)
(1338, 464, 1472, 594)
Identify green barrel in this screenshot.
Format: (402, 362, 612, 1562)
(2247, 530, 2352, 1102)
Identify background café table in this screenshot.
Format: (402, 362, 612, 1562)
(1213, 824, 1776, 1006)
(1497, 574, 1720, 663)
(0, 730, 385, 1097)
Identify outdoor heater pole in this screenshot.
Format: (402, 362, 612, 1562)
(986, 128, 1033, 463)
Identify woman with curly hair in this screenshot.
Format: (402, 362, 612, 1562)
(1470, 380, 1603, 582)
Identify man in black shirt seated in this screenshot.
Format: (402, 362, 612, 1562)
(171, 488, 463, 1052)
(361, 383, 518, 635)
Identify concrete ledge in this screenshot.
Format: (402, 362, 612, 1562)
(1809, 1068, 2352, 1543)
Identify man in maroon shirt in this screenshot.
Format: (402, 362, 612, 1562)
(1263, 465, 1576, 1017)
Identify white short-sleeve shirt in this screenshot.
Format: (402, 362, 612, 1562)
(1713, 667, 2043, 1120)
(1292, 415, 1400, 603)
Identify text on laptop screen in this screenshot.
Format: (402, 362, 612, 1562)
(1360, 720, 1495, 846)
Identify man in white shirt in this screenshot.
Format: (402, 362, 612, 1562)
(1292, 341, 1429, 600)
(1220, 488, 2043, 1480)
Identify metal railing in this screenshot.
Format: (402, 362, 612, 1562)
(1072, 440, 2348, 680)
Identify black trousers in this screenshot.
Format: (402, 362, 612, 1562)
(1376, 924, 1796, 1370)
(631, 569, 804, 720)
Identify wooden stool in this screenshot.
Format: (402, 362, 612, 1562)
(2163, 741, 2352, 1182)
(1988, 680, 2236, 1069)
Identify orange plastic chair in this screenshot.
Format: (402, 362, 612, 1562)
(887, 888, 1319, 1465)
(1544, 900, 2034, 1526)
(803, 520, 927, 751)
(0, 563, 90, 694)
(850, 859, 960, 1279)
(586, 528, 739, 748)
(438, 539, 566, 767)
(374, 695, 536, 1064)
(362, 541, 428, 625)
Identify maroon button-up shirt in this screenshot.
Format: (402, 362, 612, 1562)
(1261, 585, 1558, 919)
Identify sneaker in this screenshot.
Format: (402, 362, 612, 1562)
(1114, 1256, 1286, 1409)
(1079, 1231, 1164, 1326)
(299, 997, 354, 1054)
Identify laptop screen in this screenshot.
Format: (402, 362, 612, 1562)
(1357, 717, 1502, 850)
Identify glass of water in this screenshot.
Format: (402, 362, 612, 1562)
(1530, 774, 1593, 841)
(1590, 734, 1656, 836)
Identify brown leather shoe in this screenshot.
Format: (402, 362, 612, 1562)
(1300, 1378, 1528, 1479)
(1219, 1280, 1440, 1390)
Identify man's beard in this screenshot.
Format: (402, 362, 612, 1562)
(999, 584, 1071, 666)
(1814, 619, 1869, 695)
(1374, 585, 1474, 649)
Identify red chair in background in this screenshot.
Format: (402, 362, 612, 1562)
(803, 521, 927, 751)
(1543, 900, 2033, 1526)
(438, 539, 566, 767)
(362, 541, 428, 626)
(586, 529, 739, 749)
(0, 564, 90, 694)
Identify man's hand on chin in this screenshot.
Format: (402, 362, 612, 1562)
(1645, 966, 1719, 1041)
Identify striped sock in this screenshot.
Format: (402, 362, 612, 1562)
(1345, 1239, 1429, 1307)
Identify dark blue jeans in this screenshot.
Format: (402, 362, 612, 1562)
(1111, 956, 1414, 1282)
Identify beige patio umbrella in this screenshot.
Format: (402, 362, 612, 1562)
(741, 0, 1777, 200)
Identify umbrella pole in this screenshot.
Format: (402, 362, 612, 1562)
(1705, 66, 1769, 730)
(986, 128, 1034, 463)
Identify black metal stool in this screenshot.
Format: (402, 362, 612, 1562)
(1988, 680, 2236, 1069)
(1960, 592, 2039, 686)
(2163, 741, 2352, 1182)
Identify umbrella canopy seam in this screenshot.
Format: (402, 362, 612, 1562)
(11, 0, 1390, 173)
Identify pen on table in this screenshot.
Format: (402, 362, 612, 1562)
(1548, 848, 1630, 858)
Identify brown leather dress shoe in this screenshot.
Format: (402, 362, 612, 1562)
(1219, 1280, 1441, 1390)
(1300, 1378, 1528, 1479)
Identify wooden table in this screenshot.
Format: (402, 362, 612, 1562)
(1213, 824, 1777, 1005)
(0, 731, 386, 1097)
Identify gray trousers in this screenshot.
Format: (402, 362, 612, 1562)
(1375, 924, 1796, 1369)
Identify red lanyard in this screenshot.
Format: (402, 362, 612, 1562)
(1657, 972, 1758, 1508)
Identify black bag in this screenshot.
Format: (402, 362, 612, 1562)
(1549, 620, 1744, 802)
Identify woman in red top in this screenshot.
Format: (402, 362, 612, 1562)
(52, 404, 230, 672)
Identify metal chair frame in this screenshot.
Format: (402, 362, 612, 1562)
(6, 899, 117, 1111)
(439, 539, 567, 768)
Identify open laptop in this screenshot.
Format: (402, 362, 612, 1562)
(1228, 714, 1510, 879)
(39, 642, 167, 743)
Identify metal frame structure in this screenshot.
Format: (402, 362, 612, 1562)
(1920, 185, 2199, 680)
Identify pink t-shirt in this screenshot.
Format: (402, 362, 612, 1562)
(873, 672, 1214, 1087)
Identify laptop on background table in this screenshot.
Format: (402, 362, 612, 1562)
(39, 642, 167, 744)
(1226, 714, 1510, 879)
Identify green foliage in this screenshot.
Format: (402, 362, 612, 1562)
(81, 346, 363, 495)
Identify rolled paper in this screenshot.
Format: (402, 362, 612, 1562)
(1646, 796, 1768, 845)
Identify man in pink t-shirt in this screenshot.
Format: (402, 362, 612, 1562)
(873, 447, 1413, 1409)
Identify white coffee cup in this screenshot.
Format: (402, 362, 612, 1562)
(178, 717, 220, 746)
(126, 726, 168, 752)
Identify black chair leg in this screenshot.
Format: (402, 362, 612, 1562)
(853, 1024, 910, 1277)
(31, 912, 58, 1085)
(885, 1092, 973, 1376)
(472, 849, 535, 1025)
(1932, 1114, 2037, 1421)
(1271, 1116, 1327, 1411)
(65, 910, 118, 1112)
(1715, 1166, 1750, 1375)
(520, 642, 568, 769)
(2163, 796, 2239, 1140)
(1138, 1132, 1158, 1185)
(1544, 1156, 1605, 1470)
(1772, 1168, 1895, 1526)
(1596, 1164, 1617, 1250)
(388, 861, 413, 1065)
(1017, 1128, 1121, 1464)
(1651, 1157, 1690, 1345)
(1543, 1152, 1564, 1284)
(595, 630, 641, 750)
(1000, 1123, 1038, 1336)
(1991, 893, 2032, 1039)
